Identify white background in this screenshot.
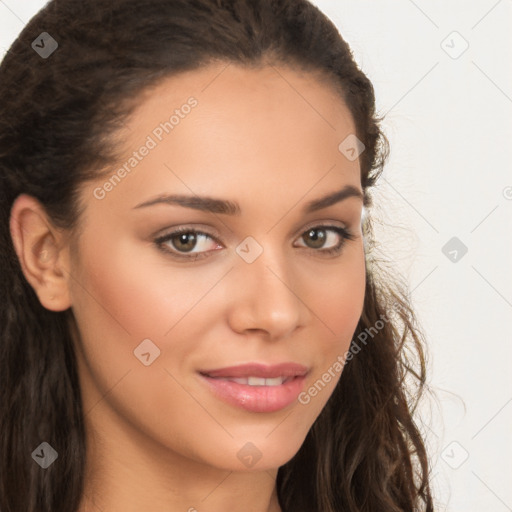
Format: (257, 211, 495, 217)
(1, 1, 511, 510)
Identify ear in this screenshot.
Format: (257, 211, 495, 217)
(9, 194, 72, 312)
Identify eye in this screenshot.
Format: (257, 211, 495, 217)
(294, 225, 355, 255)
(154, 227, 221, 260)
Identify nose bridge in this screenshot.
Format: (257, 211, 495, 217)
(228, 240, 307, 338)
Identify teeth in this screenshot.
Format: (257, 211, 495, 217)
(248, 377, 267, 386)
(228, 376, 286, 386)
(261, 377, 284, 386)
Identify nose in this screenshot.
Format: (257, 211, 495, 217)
(226, 247, 311, 340)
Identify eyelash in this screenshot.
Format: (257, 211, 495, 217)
(154, 224, 356, 261)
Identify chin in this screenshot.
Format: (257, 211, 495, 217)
(202, 430, 309, 473)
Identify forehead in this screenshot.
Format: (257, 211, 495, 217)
(84, 62, 361, 215)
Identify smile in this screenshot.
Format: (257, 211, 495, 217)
(198, 363, 309, 413)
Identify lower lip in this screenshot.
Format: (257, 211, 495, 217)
(199, 374, 307, 413)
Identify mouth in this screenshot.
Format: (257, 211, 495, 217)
(198, 363, 309, 413)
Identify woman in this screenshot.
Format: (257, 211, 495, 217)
(0, 0, 433, 510)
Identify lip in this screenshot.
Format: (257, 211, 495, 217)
(198, 363, 309, 413)
(200, 362, 309, 379)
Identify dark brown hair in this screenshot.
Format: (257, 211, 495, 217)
(0, 0, 433, 510)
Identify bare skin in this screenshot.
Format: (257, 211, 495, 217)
(10, 63, 366, 512)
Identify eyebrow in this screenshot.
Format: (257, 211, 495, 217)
(132, 184, 364, 215)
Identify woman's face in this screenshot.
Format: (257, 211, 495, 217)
(67, 63, 366, 473)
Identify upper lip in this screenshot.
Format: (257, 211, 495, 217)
(199, 363, 309, 379)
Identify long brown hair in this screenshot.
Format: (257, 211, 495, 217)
(0, 0, 433, 510)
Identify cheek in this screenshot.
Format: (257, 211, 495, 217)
(309, 243, 366, 350)
(67, 229, 221, 408)
(70, 230, 221, 345)
(297, 244, 366, 409)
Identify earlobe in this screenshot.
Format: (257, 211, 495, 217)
(9, 194, 72, 312)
